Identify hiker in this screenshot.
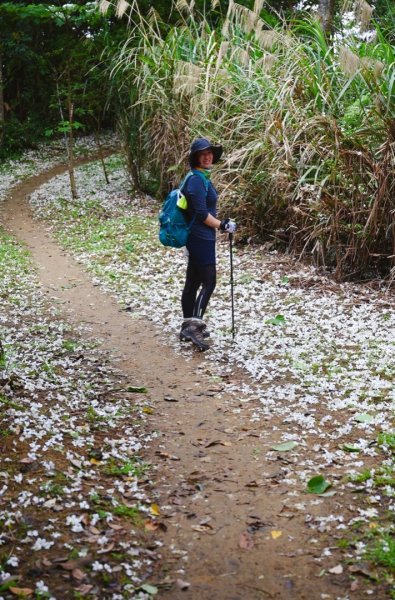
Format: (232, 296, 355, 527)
(179, 137, 236, 351)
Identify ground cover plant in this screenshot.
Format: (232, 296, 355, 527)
(108, 0, 395, 281)
(0, 146, 167, 599)
(27, 153, 395, 595)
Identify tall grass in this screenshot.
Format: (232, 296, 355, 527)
(109, 1, 395, 281)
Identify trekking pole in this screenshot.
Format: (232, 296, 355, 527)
(229, 232, 235, 339)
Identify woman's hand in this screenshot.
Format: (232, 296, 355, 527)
(219, 218, 237, 233)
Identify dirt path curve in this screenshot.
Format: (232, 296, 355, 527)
(2, 160, 347, 600)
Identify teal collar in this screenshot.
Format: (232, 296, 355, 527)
(193, 167, 211, 180)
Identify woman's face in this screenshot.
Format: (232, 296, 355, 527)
(197, 149, 214, 169)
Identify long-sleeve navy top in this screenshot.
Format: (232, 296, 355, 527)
(182, 173, 218, 241)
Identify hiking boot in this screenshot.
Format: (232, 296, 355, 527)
(180, 319, 210, 341)
(179, 318, 210, 351)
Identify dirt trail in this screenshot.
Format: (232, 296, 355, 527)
(2, 161, 353, 600)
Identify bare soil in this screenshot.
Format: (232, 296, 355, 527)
(1, 159, 385, 599)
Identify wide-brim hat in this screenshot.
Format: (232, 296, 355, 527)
(188, 137, 223, 167)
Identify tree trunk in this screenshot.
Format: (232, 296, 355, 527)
(318, 0, 336, 37)
(67, 70, 78, 200)
(0, 52, 4, 145)
(94, 122, 110, 184)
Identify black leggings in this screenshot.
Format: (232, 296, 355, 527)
(181, 262, 216, 319)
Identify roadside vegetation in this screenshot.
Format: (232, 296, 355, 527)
(108, 0, 395, 281)
(0, 0, 395, 594)
(25, 151, 395, 596)
(0, 145, 162, 599)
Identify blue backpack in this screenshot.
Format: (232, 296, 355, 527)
(159, 170, 209, 248)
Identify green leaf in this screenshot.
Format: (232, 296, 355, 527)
(266, 314, 286, 326)
(140, 584, 158, 595)
(342, 444, 360, 452)
(271, 441, 298, 452)
(127, 386, 148, 393)
(306, 475, 331, 494)
(354, 413, 374, 423)
(280, 276, 289, 284)
(0, 579, 18, 593)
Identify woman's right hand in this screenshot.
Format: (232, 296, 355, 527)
(220, 219, 237, 233)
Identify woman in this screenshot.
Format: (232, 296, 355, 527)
(179, 137, 236, 351)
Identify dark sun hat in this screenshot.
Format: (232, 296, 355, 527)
(189, 137, 223, 167)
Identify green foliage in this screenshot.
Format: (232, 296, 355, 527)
(0, 1, 120, 156)
(306, 474, 332, 494)
(367, 534, 395, 570)
(378, 432, 395, 451)
(112, 503, 143, 524)
(110, 1, 395, 280)
(103, 457, 148, 478)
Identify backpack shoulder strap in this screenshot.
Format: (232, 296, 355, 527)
(182, 169, 209, 193)
(179, 171, 194, 192)
(191, 169, 209, 192)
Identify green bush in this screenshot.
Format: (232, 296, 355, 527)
(111, 2, 395, 280)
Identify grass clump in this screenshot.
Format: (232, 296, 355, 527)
(110, 1, 395, 281)
(103, 457, 148, 478)
(367, 534, 395, 570)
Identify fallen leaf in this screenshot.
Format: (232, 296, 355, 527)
(271, 530, 282, 539)
(278, 511, 294, 519)
(348, 563, 378, 580)
(127, 386, 148, 393)
(176, 579, 191, 590)
(155, 451, 170, 459)
(266, 314, 286, 326)
(43, 498, 57, 508)
(271, 441, 299, 452)
(328, 564, 343, 575)
(207, 385, 224, 392)
(247, 518, 271, 532)
(144, 519, 167, 532)
(150, 504, 160, 516)
(354, 413, 374, 424)
(143, 406, 154, 414)
(74, 585, 93, 594)
(9, 589, 33, 597)
(89, 526, 100, 535)
(306, 475, 331, 494)
(42, 558, 52, 567)
(192, 523, 214, 532)
(145, 520, 159, 531)
(205, 440, 229, 448)
(72, 569, 86, 581)
(108, 523, 124, 531)
(60, 557, 92, 571)
(140, 583, 158, 595)
(342, 444, 360, 453)
(245, 480, 262, 488)
(319, 490, 336, 497)
(97, 543, 115, 554)
(239, 531, 254, 549)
